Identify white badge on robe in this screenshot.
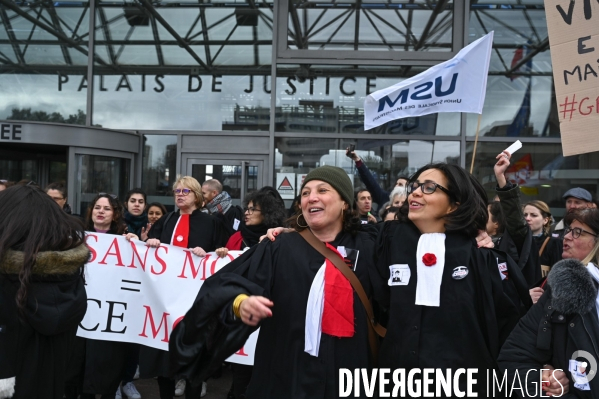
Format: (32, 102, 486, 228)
(569, 360, 591, 391)
(388, 264, 410, 286)
(415, 233, 446, 307)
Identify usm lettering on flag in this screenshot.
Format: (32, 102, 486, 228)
(364, 32, 494, 131)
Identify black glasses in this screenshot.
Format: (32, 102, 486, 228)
(98, 192, 118, 199)
(243, 207, 261, 215)
(174, 188, 192, 196)
(407, 181, 452, 197)
(564, 227, 598, 239)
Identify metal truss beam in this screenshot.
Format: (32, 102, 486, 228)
(137, 0, 211, 73)
(46, 1, 72, 64)
(0, 0, 109, 66)
(505, 38, 549, 76)
(0, 4, 25, 64)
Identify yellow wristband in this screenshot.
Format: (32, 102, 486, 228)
(232, 294, 249, 319)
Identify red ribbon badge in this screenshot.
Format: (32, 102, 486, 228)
(422, 253, 437, 267)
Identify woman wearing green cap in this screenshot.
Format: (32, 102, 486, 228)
(168, 165, 377, 399)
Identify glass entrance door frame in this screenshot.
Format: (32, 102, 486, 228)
(68, 146, 136, 215)
(181, 154, 267, 205)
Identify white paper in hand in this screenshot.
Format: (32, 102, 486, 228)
(504, 140, 522, 156)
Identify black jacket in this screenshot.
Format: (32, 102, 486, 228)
(355, 160, 390, 209)
(0, 244, 89, 399)
(495, 183, 542, 287)
(499, 259, 599, 398)
(148, 209, 229, 250)
(533, 233, 563, 278)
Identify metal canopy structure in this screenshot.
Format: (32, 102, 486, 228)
(0, 0, 550, 78)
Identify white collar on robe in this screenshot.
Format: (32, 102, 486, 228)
(415, 233, 446, 307)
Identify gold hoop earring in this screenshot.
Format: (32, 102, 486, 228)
(296, 213, 308, 228)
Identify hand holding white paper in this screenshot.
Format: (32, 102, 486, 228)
(504, 140, 522, 156)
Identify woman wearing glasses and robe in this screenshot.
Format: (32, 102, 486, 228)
(499, 208, 599, 397)
(141, 176, 228, 399)
(372, 163, 531, 397)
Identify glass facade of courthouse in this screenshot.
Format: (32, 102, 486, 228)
(0, 0, 596, 216)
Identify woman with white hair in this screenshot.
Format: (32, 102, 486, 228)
(388, 186, 406, 208)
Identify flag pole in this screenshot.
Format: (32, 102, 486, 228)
(469, 114, 482, 174)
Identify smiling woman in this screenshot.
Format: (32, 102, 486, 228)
(373, 162, 530, 396)
(169, 166, 378, 399)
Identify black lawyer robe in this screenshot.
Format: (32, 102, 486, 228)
(169, 230, 376, 399)
(147, 208, 229, 250)
(372, 221, 531, 398)
(140, 208, 229, 378)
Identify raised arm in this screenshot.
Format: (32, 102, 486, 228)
(346, 147, 389, 208)
(494, 151, 529, 253)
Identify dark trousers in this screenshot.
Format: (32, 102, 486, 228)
(157, 376, 204, 399)
(232, 364, 253, 399)
(122, 344, 140, 384)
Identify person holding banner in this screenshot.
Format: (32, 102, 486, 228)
(143, 175, 228, 399)
(372, 163, 531, 397)
(76, 193, 142, 399)
(169, 166, 377, 399)
(0, 184, 89, 399)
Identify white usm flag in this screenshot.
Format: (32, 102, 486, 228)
(364, 32, 493, 130)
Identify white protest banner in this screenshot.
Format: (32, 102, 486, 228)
(364, 32, 493, 130)
(544, 0, 599, 156)
(78, 233, 256, 365)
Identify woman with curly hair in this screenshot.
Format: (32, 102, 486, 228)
(0, 184, 89, 399)
(216, 188, 287, 259)
(214, 188, 287, 398)
(85, 193, 127, 235)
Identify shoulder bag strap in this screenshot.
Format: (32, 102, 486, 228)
(298, 229, 385, 365)
(539, 236, 551, 257)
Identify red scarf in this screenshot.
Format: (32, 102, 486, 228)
(321, 243, 354, 337)
(172, 214, 190, 248)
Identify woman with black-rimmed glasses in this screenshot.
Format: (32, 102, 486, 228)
(142, 175, 228, 399)
(372, 163, 530, 397)
(214, 188, 287, 399)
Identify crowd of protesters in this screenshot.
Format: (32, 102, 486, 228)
(1, 148, 598, 399)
